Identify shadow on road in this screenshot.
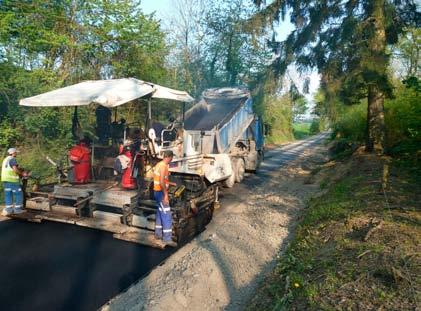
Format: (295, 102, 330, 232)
(197, 133, 328, 310)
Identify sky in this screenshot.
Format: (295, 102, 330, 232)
(141, 0, 171, 16)
(140, 0, 320, 112)
(141, 0, 295, 39)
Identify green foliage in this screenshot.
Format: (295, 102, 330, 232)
(402, 76, 421, 92)
(250, 68, 295, 144)
(167, 0, 272, 97)
(392, 28, 420, 78)
(385, 84, 421, 154)
(293, 122, 311, 139)
(0, 120, 22, 148)
(0, 1, 168, 83)
(263, 93, 294, 143)
(332, 81, 421, 157)
(332, 103, 367, 143)
(251, 0, 420, 151)
(24, 108, 65, 139)
(18, 141, 69, 182)
(309, 118, 323, 135)
(292, 96, 308, 121)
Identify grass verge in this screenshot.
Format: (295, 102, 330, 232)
(248, 151, 420, 310)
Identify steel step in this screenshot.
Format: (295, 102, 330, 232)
(4, 209, 171, 249)
(92, 210, 122, 224)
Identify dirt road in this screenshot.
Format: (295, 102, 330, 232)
(103, 133, 330, 311)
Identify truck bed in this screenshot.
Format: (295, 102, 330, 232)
(184, 89, 249, 131)
(183, 87, 255, 153)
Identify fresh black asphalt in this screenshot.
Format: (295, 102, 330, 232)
(0, 220, 173, 311)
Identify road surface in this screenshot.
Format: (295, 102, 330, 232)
(0, 134, 328, 311)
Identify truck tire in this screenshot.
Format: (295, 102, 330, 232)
(256, 150, 264, 169)
(223, 158, 237, 188)
(260, 149, 265, 161)
(235, 158, 245, 183)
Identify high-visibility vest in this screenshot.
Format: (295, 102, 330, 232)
(153, 161, 169, 191)
(1, 156, 20, 183)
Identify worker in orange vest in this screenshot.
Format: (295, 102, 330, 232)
(153, 150, 175, 243)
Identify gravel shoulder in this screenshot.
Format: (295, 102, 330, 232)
(102, 135, 329, 311)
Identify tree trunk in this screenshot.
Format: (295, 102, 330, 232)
(366, 84, 385, 153)
(226, 33, 234, 84)
(365, 0, 387, 153)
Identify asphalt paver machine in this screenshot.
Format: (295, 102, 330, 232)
(12, 79, 264, 248)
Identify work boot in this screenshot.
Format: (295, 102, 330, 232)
(163, 240, 177, 247)
(13, 207, 25, 214)
(1, 208, 13, 216)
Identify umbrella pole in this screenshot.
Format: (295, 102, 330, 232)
(182, 102, 185, 128)
(148, 98, 152, 126)
(91, 142, 95, 182)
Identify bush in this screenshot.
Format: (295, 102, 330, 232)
(264, 95, 294, 143)
(293, 122, 311, 139)
(309, 118, 328, 135)
(18, 141, 68, 183)
(0, 120, 23, 148)
(331, 103, 366, 143)
(24, 108, 67, 139)
(309, 119, 320, 134)
(385, 85, 421, 154)
(330, 81, 420, 158)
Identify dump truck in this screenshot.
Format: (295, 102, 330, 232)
(7, 80, 264, 248)
(182, 87, 264, 188)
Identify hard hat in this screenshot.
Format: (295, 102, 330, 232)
(7, 147, 17, 155)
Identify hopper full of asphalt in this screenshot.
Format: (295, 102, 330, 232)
(0, 220, 174, 311)
(184, 96, 246, 131)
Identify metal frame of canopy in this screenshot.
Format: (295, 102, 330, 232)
(18, 78, 195, 183)
(19, 77, 194, 147)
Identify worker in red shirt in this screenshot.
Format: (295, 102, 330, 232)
(68, 138, 91, 184)
(153, 150, 175, 243)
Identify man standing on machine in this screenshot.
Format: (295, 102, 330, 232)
(153, 150, 175, 244)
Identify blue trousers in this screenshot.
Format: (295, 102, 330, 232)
(154, 191, 172, 241)
(3, 182, 23, 213)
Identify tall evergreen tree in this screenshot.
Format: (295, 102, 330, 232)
(251, 0, 420, 153)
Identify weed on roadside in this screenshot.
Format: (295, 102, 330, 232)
(247, 152, 420, 311)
